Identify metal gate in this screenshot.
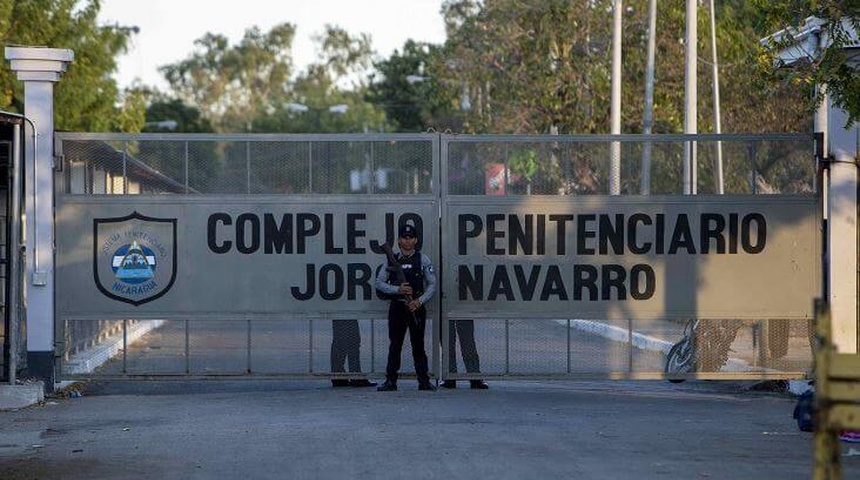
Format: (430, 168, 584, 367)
(54, 132, 820, 382)
(0, 117, 24, 385)
(0, 137, 9, 382)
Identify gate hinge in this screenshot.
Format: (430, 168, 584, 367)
(814, 132, 827, 169)
(53, 154, 64, 172)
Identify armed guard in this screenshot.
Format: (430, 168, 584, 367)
(375, 224, 437, 391)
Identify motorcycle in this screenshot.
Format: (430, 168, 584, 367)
(664, 319, 742, 382)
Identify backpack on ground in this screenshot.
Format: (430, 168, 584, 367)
(793, 389, 815, 432)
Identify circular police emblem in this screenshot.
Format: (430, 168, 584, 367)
(112, 240, 157, 284)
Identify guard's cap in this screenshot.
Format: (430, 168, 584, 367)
(399, 224, 417, 238)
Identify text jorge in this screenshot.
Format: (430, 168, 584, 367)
(206, 212, 423, 301)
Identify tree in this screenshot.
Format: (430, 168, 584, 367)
(755, 1, 860, 125)
(246, 26, 390, 194)
(438, 0, 810, 136)
(160, 23, 297, 132)
(144, 97, 214, 133)
(439, 0, 618, 134)
(160, 24, 388, 134)
(0, 0, 143, 131)
(367, 40, 462, 132)
(259, 25, 387, 133)
(431, 0, 813, 195)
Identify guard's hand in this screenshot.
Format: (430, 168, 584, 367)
(407, 299, 422, 312)
(398, 283, 413, 296)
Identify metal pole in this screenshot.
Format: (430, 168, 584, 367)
(709, 0, 724, 194)
(0, 111, 35, 385)
(7, 123, 22, 384)
(566, 319, 571, 374)
(370, 318, 376, 373)
(184, 319, 190, 374)
(246, 318, 252, 374)
(308, 319, 314, 373)
(609, 0, 623, 195)
(122, 143, 128, 194)
(504, 319, 510, 374)
(122, 319, 127, 374)
(641, 0, 657, 195)
(627, 319, 634, 372)
(308, 142, 314, 193)
(684, 0, 698, 195)
(441, 313, 448, 382)
(184, 141, 189, 194)
(815, 84, 829, 198)
(246, 141, 251, 194)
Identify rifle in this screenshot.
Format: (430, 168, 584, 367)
(380, 242, 420, 325)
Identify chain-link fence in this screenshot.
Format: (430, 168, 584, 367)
(58, 133, 437, 195)
(442, 134, 814, 196)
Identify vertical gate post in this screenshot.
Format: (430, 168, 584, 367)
(762, 17, 859, 354)
(4, 47, 74, 389)
(826, 101, 859, 354)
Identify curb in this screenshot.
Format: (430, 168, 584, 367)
(0, 381, 45, 410)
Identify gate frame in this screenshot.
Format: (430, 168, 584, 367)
(51, 132, 824, 383)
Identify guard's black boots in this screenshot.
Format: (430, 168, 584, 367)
(349, 379, 377, 387)
(441, 380, 457, 389)
(377, 380, 397, 391)
(418, 382, 437, 391)
(331, 379, 350, 387)
(470, 380, 489, 390)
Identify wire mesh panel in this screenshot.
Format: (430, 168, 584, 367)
(443, 134, 815, 196)
(187, 319, 248, 374)
(57, 134, 437, 196)
(503, 319, 570, 375)
(248, 319, 312, 375)
(60, 316, 437, 379)
(370, 318, 432, 381)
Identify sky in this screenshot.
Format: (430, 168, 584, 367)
(97, 0, 448, 91)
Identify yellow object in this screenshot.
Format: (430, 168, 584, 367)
(813, 300, 860, 480)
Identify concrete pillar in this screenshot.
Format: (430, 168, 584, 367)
(4, 47, 74, 387)
(763, 16, 859, 353)
(826, 102, 859, 353)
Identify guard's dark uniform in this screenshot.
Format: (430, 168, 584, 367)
(375, 232, 437, 390)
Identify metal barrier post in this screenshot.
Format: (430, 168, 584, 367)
(7, 122, 22, 384)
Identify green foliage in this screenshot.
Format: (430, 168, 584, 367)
(439, 0, 619, 134)
(436, 0, 810, 136)
(426, 0, 817, 194)
(145, 98, 214, 133)
(509, 148, 538, 182)
(0, 0, 142, 131)
(367, 40, 462, 132)
(755, 0, 860, 125)
(314, 25, 374, 86)
(159, 23, 387, 134)
(160, 24, 297, 132)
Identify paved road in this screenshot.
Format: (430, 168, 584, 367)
(1, 379, 857, 480)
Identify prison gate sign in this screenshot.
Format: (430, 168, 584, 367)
(57, 194, 819, 321)
(56, 197, 437, 319)
(442, 195, 819, 321)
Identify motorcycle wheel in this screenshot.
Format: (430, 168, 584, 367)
(665, 338, 695, 383)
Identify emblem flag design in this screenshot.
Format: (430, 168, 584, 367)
(93, 212, 177, 306)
